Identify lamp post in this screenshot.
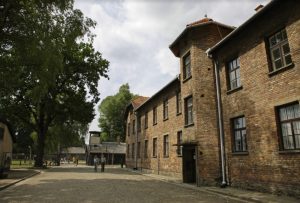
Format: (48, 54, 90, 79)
(28, 146, 32, 165)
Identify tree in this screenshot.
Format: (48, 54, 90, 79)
(98, 84, 136, 142)
(0, 0, 109, 167)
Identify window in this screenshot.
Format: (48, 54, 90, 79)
(177, 131, 183, 156)
(153, 106, 157, 125)
(132, 120, 135, 135)
(137, 116, 141, 132)
(144, 140, 148, 158)
(183, 52, 191, 79)
(163, 135, 169, 157)
(227, 58, 241, 90)
(153, 138, 157, 157)
(144, 112, 148, 129)
(127, 123, 130, 136)
(132, 143, 135, 158)
(232, 116, 247, 152)
(163, 99, 168, 120)
(185, 96, 193, 125)
(176, 91, 182, 114)
(127, 144, 130, 158)
(277, 103, 300, 150)
(268, 29, 292, 71)
(137, 142, 141, 158)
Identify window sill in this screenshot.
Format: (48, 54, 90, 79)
(268, 63, 294, 77)
(153, 123, 157, 126)
(279, 150, 300, 154)
(182, 76, 192, 83)
(184, 123, 194, 128)
(176, 112, 182, 116)
(232, 151, 249, 156)
(227, 86, 243, 95)
(163, 118, 169, 122)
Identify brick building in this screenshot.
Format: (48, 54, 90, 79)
(208, 0, 300, 196)
(125, 0, 300, 196)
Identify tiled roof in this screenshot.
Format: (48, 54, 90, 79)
(131, 96, 149, 109)
(186, 17, 213, 27)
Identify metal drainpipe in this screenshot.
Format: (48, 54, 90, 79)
(213, 59, 227, 187)
(134, 111, 138, 170)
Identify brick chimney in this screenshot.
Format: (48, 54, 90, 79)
(255, 4, 264, 12)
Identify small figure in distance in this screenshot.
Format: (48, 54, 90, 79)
(94, 155, 99, 172)
(100, 154, 106, 172)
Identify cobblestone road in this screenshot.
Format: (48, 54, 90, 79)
(0, 165, 246, 203)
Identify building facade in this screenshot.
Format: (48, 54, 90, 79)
(125, 0, 300, 196)
(208, 0, 300, 196)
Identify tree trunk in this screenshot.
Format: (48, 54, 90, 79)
(35, 127, 46, 167)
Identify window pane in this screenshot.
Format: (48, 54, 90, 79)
(274, 59, 283, 69)
(282, 30, 287, 40)
(242, 117, 246, 128)
(272, 48, 281, 60)
(286, 105, 295, 119)
(237, 58, 240, 67)
(282, 43, 290, 55)
(242, 130, 247, 151)
(280, 108, 288, 121)
(276, 32, 282, 43)
(285, 55, 292, 65)
(235, 131, 241, 151)
(230, 71, 236, 81)
(294, 104, 300, 118)
(236, 78, 241, 88)
(281, 123, 294, 149)
(293, 121, 300, 134)
(236, 68, 240, 79)
(234, 118, 242, 128)
(269, 36, 276, 47)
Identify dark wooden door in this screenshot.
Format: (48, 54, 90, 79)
(182, 146, 196, 183)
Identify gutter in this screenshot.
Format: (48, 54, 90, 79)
(206, 48, 227, 187)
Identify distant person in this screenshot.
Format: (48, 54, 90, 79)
(75, 156, 79, 166)
(120, 157, 124, 168)
(94, 156, 99, 172)
(100, 155, 106, 172)
(72, 156, 75, 165)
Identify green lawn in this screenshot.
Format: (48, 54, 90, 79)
(11, 160, 34, 169)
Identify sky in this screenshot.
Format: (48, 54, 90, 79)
(73, 0, 270, 134)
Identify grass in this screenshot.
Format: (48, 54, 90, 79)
(11, 160, 34, 169)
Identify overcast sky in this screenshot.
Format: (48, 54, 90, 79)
(74, 0, 270, 133)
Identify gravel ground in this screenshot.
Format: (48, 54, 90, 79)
(0, 165, 246, 203)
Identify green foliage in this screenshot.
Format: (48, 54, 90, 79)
(98, 84, 136, 142)
(0, 0, 109, 166)
(45, 122, 87, 154)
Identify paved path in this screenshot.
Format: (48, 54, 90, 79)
(0, 165, 245, 203)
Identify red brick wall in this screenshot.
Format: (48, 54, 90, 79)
(218, 16, 300, 196)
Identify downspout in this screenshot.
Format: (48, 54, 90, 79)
(213, 59, 227, 187)
(134, 111, 138, 170)
(206, 48, 227, 187)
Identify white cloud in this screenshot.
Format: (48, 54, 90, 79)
(74, 0, 270, 132)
